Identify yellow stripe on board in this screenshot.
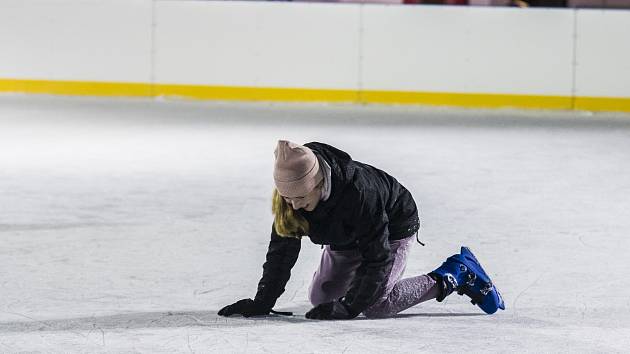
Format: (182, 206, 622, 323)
(155, 84, 359, 103)
(574, 96, 630, 113)
(1, 78, 630, 113)
(0, 78, 152, 97)
(361, 90, 574, 110)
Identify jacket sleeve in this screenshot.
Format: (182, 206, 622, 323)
(341, 191, 393, 317)
(253, 223, 302, 309)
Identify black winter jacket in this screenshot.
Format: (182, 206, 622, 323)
(254, 142, 420, 317)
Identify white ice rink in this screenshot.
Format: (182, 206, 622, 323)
(1, 95, 629, 353)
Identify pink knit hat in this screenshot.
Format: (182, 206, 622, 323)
(273, 140, 322, 198)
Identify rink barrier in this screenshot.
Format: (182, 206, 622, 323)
(6, 78, 626, 111)
(2, 2, 630, 113)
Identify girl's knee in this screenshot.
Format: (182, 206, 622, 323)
(308, 290, 322, 306)
(309, 280, 348, 306)
(308, 282, 331, 306)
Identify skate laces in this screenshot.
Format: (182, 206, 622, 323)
(415, 231, 425, 246)
(270, 309, 293, 316)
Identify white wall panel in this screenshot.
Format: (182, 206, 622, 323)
(0, 0, 152, 82)
(154, 1, 360, 89)
(574, 9, 630, 97)
(1, 0, 630, 103)
(361, 6, 574, 95)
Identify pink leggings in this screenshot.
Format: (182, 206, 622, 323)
(308, 236, 439, 318)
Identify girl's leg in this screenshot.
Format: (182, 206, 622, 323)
(308, 246, 362, 306)
(363, 237, 440, 318)
(363, 274, 439, 318)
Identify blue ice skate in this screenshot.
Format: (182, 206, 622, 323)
(429, 246, 505, 314)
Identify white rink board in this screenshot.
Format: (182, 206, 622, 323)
(0, 0, 152, 83)
(1, 1, 630, 101)
(154, 1, 361, 89)
(361, 6, 574, 95)
(574, 9, 630, 98)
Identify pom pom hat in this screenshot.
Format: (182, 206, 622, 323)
(273, 140, 323, 198)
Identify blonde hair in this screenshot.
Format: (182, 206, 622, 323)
(272, 188, 309, 239)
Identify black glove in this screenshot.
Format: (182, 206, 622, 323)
(305, 298, 356, 320)
(218, 298, 271, 318)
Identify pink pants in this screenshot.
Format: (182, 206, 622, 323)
(308, 236, 439, 318)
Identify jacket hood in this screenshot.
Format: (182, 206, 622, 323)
(301, 142, 354, 215)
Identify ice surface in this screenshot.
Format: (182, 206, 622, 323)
(1, 95, 629, 353)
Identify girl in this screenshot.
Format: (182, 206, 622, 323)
(219, 141, 504, 320)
